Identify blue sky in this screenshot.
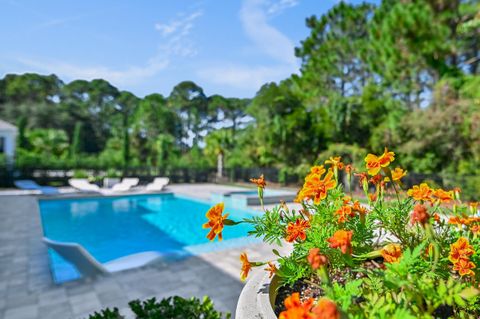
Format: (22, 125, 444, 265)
(0, 0, 374, 98)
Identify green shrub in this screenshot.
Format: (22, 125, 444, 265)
(105, 168, 122, 178)
(86, 296, 230, 319)
(73, 169, 89, 178)
(88, 308, 123, 319)
(129, 296, 230, 319)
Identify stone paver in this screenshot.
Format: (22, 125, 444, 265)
(0, 184, 292, 318)
(4, 304, 38, 319)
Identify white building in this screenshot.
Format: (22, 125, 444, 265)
(0, 119, 17, 163)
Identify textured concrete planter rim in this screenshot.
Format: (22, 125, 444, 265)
(235, 271, 279, 319)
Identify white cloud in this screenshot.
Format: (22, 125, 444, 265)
(240, 0, 298, 66)
(155, 10, 203, 38)
(154, 9, 204, 58)
(197, 0, 299, 95)
(267, 0, 299, 16)
(15, 56, 169, 86)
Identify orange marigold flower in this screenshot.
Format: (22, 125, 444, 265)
(449, 237, 474, 263)
(450, 216, 476, 226)
(369, 174, 382, 185)
(469, 217, 480, 223)
(335, 205, 355, 223)
(368, 193, 377, 202)
(379, 147, 395, 167)
(250, 174, 266, 188)
(471, 225, 480, 234)
(410, 204, 430, 226)
(448, 216, 466, 226)
(295, 190, 306, 203)
(265, 262, 278, 279)
(310, 165, 326, 175)
(379, 180, 386, 190)
(364, 154, 382, 176)
(299, 170, 337, 204)
(352, 200, 367, 215)
(342, 196, 352, 204)
(325, 156, 344, 170)
(307, 248, 328, 270)
(384, 167, 407, 182)
(279, 293, 315, 319)
(202, 203, 229, 241)
(453, 258, 476, 277)
(286, 219, 311, 242)
(240, 252, 252, 281)
(345, 164, 353, 174)
(433, 189, 454, 203)
(328, 230, 353, 255)
(433, 213, 440, 223)
(381, 243, 402, 263)
(453, 187, 461, 200)
(407, 183, 434, 201)
(311, 298, 341, 319)
(355, 172, 369, 186)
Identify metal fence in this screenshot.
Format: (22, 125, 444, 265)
(0, 165, 478, 199)
(0, 165, 302, 187)
(0, 166, 218, 187)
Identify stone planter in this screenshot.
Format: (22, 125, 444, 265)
(236, 271, 280, 319)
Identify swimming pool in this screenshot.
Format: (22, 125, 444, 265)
(39, 194, 260, 283)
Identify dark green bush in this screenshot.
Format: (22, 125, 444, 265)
(86, 296, 230, 319)
(88, 308, 123, 319)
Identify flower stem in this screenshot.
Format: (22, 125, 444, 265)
(424, 223, 440, 271)
(391, 181, 401, 204)
(258, 187, 265, 211)
(317, 265, 331, 286)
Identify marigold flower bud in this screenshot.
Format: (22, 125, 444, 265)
(410, 204, 430, 226)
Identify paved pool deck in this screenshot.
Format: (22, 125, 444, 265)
(0, 183, 294, 319)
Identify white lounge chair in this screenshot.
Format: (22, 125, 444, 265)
(111, 178, 139, 192)
(68, 178, 101, 192)
(43, 237, 162, 278)
(145, 177, 170, 192)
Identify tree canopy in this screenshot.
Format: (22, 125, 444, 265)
(0, 0, 478, 194)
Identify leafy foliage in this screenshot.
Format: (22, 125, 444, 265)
(129, 296, 229, 319)
(0, 0, 479, 196)
(86, 296, 229, 319)
(232, 149, 480, 318)
(87, 307, 123, 319)
(245, 206, 287, 246)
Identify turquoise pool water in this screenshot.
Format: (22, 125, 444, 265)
(39, 194, 259, 283)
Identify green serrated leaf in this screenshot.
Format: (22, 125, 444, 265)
(437, 280, 447, 296)
(454, 294, 467, 307)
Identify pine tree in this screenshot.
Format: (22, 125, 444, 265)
(70, 121, 83, 159)
(16, 116, 28, 149)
